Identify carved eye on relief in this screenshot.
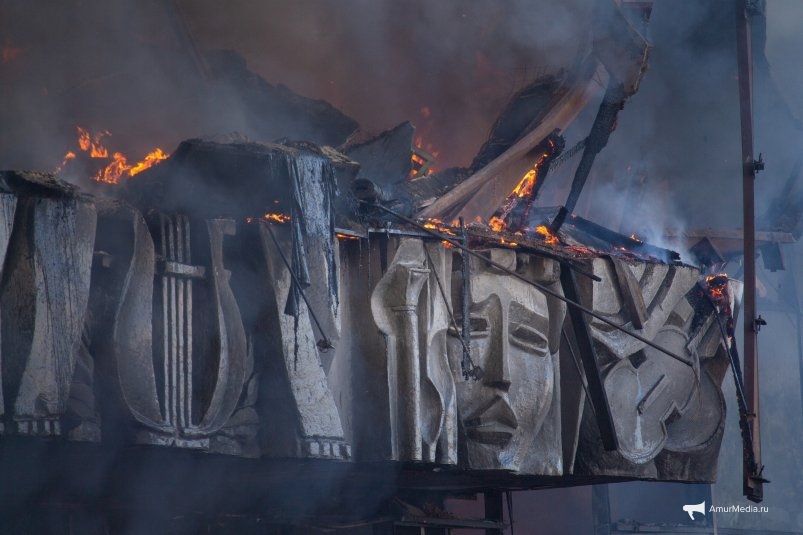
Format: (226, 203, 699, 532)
(448, 316, 490, 339)
(509, 323, 549, 355)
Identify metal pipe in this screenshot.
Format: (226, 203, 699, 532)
(460, 218, 475, 379)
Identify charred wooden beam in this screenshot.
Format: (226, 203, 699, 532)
(418, 58, 606, 222)
(610, 258, 648, 329)
(592, 484, 612, 535)
(162, 0, 211, 82)
(560, 267, 619, 451)
(664, 228, 795, 242)
(561, 81, 627, 216)
(483, 491, 504, 535)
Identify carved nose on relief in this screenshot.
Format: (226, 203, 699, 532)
(483, 339, 512, 391)
(482, 353, 512, 390)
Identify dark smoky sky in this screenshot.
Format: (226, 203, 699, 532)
(178, 0, 592, 169)
(1, 0, 802, 230)
(766, 0, 803, 121)
(567, 0, 803, 232)
(0, 0, 593, 172)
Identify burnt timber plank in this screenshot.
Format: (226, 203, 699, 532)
(560, 267, 619, 452)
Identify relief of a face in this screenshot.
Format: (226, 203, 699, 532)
(447, 252, 555, 470)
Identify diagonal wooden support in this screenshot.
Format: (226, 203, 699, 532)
(560, 267, 619, 451)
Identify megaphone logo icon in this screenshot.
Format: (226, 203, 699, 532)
(683, 501, 706, 520)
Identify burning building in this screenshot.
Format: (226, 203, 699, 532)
(1, 0, 801, 534)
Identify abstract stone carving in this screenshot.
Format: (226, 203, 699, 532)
(447, 249, 565, 472)
(573, 257, 733, 478)
(0, 190, 16, 433)
(258, 222, 350, 459)
(371, 238, 456, 463)
(582, 258, 699, 363)
(421, 242, 458, 464)
(656, 280, 740, 481)
(0, 174, 96, 437)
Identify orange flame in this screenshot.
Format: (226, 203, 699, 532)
(336, 233, 360, 241)
(76, 127, 110, 158)
(54, 151, 76, 174)
(129, 148, 168, 176)
(485, 150, 551, 231)
(58, 126, 168, 183)
(421, 218, 459, 247)
(264, 213, 291, 224)
(97, 152, 130, 184)
(511, 151, 550, 199)
(534, 225, 559, 245)
(409, 105, 440, 178)
(488, 216, 507, 232)
(511, 169, 538, 198)
(705, 273, 730, 302)
(422, 217, 458, 237)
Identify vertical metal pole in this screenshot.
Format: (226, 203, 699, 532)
(592, 485, 611, 535)
(460, 218, 473, 378)
(735, 0, 763, 503)
(710, 485, 720, 535)
(484, 491, 504, 535)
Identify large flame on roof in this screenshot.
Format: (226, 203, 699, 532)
(56, 126, 168, 183)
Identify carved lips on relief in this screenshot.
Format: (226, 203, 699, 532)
(463, 393, 519, 446)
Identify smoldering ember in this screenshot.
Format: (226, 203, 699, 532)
(2, 0, 803, 534)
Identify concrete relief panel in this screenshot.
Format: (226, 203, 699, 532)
(0, 191, 17, 433)
(582, 258, 698, 364)
(655, 279, 741, 481)
(257, 222, 350, 460)
(447, 249, 564, 473)
(371, 238, 456, 463)
(574, 262, 734, 480)
(91, 204, 256, 455)
(1, 180, 96, 437)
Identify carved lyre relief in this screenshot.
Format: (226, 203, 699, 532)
(94, 204, 254, 454)
(371, 238, 456, 463)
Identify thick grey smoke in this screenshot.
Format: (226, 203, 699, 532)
(578, 0, 803, 233)
(178, 0, 593, 169)
(0, 0, 596, 173)
(0, 0, 208, 171)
